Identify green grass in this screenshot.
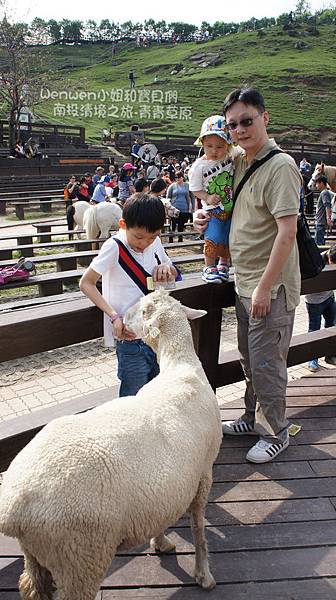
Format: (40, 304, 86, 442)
(3, 24, 336, 143)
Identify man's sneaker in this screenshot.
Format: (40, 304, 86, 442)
(222, 417, 256, 435)
(202, 266, 222, 283)
(307, 359, 319, 372)
(246, 432, 289, 464)
(325, 356, 336, 366)
(217, 264, 229, 281)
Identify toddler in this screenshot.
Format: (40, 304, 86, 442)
(189, 115, 235, 283)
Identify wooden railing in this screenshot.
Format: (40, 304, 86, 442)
(0, 121, 86, 147)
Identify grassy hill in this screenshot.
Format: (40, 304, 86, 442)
(20, 23, 336, 144)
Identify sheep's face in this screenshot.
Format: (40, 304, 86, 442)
(124, 289, 207, 344)
(124, 289, 170, 342)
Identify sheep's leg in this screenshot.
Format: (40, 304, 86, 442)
(190, 475, 216, 590)
(19, 546, 53, 600)
(150, 532, 176, 553)
(55, 545, 115, 600)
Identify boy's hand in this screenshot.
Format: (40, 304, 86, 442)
(153, 263, 175, 283)
(112, 316, 136, 341)
(207, 193, 222, 206)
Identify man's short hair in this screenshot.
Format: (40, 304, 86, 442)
(223, 87, 265, 116)
(150, 178, 167, 194)
(315, 175, 328, 186)
(122, 193, 165, 232)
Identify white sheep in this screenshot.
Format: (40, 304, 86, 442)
(0, 289, 222, 600)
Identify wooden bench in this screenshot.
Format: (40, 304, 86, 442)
(0, 254, 205, 295)
(13, 198, 65, 220)
(0, 237, 103, 260)
(0, 240, 205, 271)
(0, 228, 85, 244)
(0, 189, 64, 215)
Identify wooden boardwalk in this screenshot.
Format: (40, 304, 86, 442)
(1, 370, 336, 599)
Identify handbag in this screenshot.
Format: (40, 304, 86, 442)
(296, 212, 324, 279)
(233, 149, 324, 280)
(0, 257, 36, 286)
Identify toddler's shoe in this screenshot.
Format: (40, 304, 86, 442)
(217, 264, 230, 281)
(202, 266, 222, 283)
(325, 356, 336, 366)
(307, 359, 319, 372)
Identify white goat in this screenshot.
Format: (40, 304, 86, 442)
(0, 289, 222, 600)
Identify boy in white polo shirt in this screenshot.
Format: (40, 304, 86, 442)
(80, 194, 177, 396)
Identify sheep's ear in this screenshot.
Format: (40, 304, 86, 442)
(143, 316, 160, 338)
(181, 305, 207, 321)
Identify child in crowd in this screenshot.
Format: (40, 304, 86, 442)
(305, 243, 336, 372)
(79, 194, 177, 397)
(188, 115, 236, 283)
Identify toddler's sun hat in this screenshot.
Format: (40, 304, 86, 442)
(194, 115, 232, 146)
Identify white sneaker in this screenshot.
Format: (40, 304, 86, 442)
(246, 432, 289, 464)
(222, 417, 256, 435)
(202, 266, 222, 283)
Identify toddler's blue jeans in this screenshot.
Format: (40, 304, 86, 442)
(116, 339, 160, 397)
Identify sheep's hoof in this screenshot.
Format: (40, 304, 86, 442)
(150, 536, 176, 554)
(195, 571, 216, 590)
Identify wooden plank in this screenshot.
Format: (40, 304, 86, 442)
(209, 478, 336, 503)
(216, 444, 336, 463)
(295, 431, 336, 445)
(2, 547, 336, 590)
(2, 519, 336, 557)
(213, 461, 315, 481)
(287, 377, 336, 387)
(100, 579, 336, 600)
(220, 405, 336, 419)
(219, 395, 336, 408)
(309, 460, 336, 476)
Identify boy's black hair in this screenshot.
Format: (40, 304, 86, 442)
(134, 178, 149, 192)
(223, 87, 265, 116)
(122, 193, 165, 231)
(315, 175, 328, 186)
(150, 178, 167, 194)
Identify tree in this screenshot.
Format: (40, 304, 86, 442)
(47, 19, 62, 43)
(0, 15, 54, 147)
(295, 0, 312, 20)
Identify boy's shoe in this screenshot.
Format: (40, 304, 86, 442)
(217, 264, 230, 281)
(246, 431, 289, 464)
(202, 266, 222, 283)
(325, 356, 336, 366)
(307, 359, 319, 372)
(222, 417, 256, 435)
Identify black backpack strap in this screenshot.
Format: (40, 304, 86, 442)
(233, 149, 284, 207)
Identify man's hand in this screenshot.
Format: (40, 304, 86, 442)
(251, 285, 272, 319)
(207, 193, 222, 206)
(193, 209, 210, 234)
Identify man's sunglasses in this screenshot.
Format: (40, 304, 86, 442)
(226, 114, 263, 131)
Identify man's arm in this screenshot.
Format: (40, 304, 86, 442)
(251, 214, 298, 318)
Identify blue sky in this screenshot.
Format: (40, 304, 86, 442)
(3, 0, 331, 25)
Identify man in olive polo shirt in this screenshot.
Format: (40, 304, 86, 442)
(193, 87, 301, 463)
